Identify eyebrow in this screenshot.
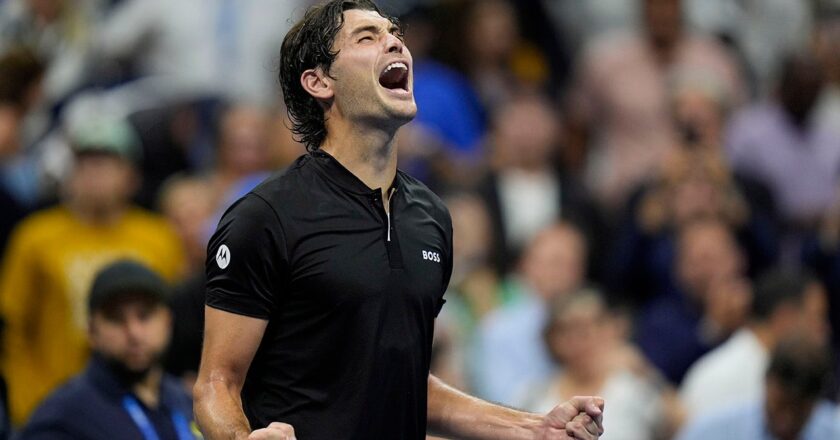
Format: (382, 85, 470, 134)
(349, 24, 401, 37)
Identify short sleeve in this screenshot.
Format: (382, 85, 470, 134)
(436, 207, 453, 317)
(205, 194, 288, 320)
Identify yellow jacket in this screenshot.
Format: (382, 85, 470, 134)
(0, 206, 186, 425)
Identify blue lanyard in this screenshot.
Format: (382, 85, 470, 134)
(122, 395, 195, 440)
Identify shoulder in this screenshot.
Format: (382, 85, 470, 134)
(728, 104, 779, 138)
(24, 377, 91, 428)
(683, 333, 742, 379)
(248, 154, 315, 206)
(803, 401, 840, 437)
(677, 401, 759, 439)
(209, 192, 287, 261)
(221, 191, 280, 224)
(10, 206, 71, 241)
(397, 171, 450, 223)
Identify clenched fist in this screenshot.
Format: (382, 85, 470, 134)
(249, 422, 296, 440)
(537, 396, 605, 439)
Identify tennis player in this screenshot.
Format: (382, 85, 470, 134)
(194, 1, 605, 439)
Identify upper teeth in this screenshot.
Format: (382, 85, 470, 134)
(385, 62, 407, 73)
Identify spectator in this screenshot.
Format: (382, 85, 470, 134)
(431, 192, 498, 392)
(432, 0, 538, 112)
(473, 222, 588, 404)
(669, 68, 779, 236)
(542, 0, 637, 55)
(19, 260, 198, 439)
(0, 47, 45, 254)
(0, 0, 98, 105)
(812, 11, 840, 156)
(676, 335, 840, 440)
(156, 174, 214, 390)
(197, 104, 273, 244)
(607, 147, 770, 306)
(95, 0, 305, 108)
(520, 289, 682, 440)
(478, 93, 598, 275)
(636, 218, 751, 384)
(567, 0, 743, 211)
(685, 0, 813, 98)
(404, 5, 486, 159)
(801, 191, 840, 395)
(726, 54, 840, 231)
(680, 268, 830, 420)
(0, 115, 185, 426)
(157, 175, 214, 275)
(205, 104, 272, 209)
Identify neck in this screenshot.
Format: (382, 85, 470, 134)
(570, 362, 606, 384)
(559, 363, 607, 394)
(748, 322, 776, 351)
(320, 116, 398, 197)
(132, 366, 163, 408)
(66, 200, 126, 226)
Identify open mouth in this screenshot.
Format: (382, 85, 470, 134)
(379, 61, 409, 92)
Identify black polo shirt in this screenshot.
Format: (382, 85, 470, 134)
(205, 151, 453, 440)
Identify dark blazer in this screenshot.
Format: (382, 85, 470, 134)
(19, 355, 195, 440)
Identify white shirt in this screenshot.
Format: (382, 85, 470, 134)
(680, 328, 768, 420)
(497, 169, 560, 250)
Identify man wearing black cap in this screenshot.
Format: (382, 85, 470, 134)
(19, 260, 198, 440)
(0, 115, 185, 426)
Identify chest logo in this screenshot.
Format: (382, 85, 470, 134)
(216, 244, 231, 269)
(422, 250, 441, 263)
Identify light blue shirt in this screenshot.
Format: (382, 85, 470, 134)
(472, 280, 554, 404)
(677, 400, 840, 440)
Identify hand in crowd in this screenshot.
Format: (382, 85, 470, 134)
(538, 396, 605, 439)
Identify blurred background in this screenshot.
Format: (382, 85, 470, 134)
(1, 0, 839, 438)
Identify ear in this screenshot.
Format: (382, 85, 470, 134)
(301, 67, 334, 103)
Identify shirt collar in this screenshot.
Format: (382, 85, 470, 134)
(310, 150, 400, 196)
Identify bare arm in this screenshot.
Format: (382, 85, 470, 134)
(193, 306, 267, 440)
(427, 375, 604, 440)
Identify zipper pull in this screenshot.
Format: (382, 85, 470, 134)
(386, 188, 397, 242)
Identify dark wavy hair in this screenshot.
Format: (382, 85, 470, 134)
(279, 0, 401, 152)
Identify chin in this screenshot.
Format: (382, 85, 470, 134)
(386, 100, 418, 124)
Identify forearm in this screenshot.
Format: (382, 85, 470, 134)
(193, 374, 252, 440)
(427, 374, 542, 440)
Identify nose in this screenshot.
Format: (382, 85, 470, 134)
(385, 33, 404, 54)
(124, 314, 145, 342)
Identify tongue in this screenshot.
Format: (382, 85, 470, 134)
(379, 68, 406, 89)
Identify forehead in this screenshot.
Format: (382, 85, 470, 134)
(339, 9, 393, 36)
(95, 295, 162, 319)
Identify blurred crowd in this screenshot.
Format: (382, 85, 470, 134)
(1, 0, 840, 438)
